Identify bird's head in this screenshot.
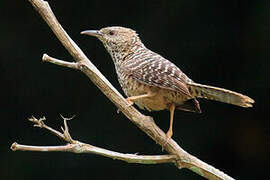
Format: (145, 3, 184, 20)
(81, 26, 143, 56)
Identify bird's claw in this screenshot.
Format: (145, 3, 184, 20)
(116, 98, 134, 113)
(126, 98, 134, 107)
(166, 129, 173, 139)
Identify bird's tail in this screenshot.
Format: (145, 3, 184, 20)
(187, 82, 254, 107)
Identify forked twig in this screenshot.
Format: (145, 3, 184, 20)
(11, 116, 177, 164)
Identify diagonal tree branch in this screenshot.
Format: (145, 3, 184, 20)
(11, 0, 235, 179)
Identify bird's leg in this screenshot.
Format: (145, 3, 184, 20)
(166, 103, 175, 138)
(126, 93, 155, 106)
(117, 93, 155, 113)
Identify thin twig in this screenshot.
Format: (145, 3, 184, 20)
(60, 114, 75, 143)
(28, 116, 66, 141)
(12, 0, 236, 179)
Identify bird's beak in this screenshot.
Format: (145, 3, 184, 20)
(80, 30, 102, 37)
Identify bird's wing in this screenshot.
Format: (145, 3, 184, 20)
(125, 55, 192, 97)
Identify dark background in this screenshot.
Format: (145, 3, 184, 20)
(2, 0, 269, 180)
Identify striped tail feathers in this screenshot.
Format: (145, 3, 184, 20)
(187, 82, 254, 108)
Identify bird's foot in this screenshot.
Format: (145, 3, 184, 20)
(125, 97, 134, 107)
(160, 130, 173, 151)
(116, 98, 134, 113)
(166, 129, 173, 139)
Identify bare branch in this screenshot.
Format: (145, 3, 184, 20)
(11, 142, 177, 164)
(12, 117, 177, 165)
(42, 54, 78, 69)
(14, 0, 236, 179)
(28, 116, 67, 141)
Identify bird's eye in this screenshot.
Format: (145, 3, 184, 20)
(109, 30, 115, 35)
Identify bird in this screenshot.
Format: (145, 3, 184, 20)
(81, 26, 254, 139)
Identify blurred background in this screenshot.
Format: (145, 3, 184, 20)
(1, 0, 269, 179)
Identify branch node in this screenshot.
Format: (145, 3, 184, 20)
(77, 61, 89, 71)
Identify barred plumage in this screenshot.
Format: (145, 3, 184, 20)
(81, 26, 254, 138)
